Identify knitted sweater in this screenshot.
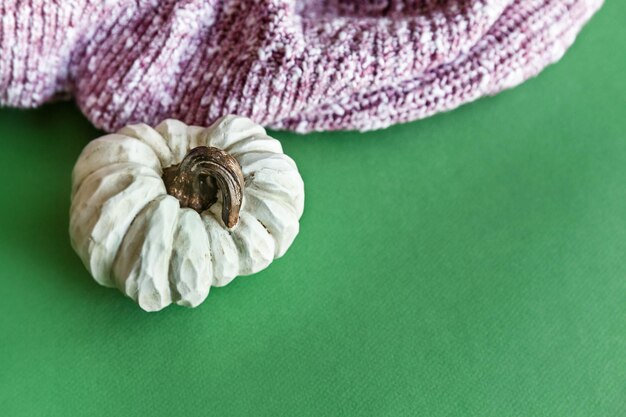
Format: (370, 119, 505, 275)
(0, 0, 603, 133)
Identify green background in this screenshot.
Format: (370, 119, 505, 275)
(1, 3, 625, 416)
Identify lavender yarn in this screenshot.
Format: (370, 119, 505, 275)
(0, 0, 603, 133)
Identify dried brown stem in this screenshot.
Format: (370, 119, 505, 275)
(162, 146, 244, 228)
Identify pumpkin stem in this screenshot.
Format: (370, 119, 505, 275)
(162, 146, 244, 228)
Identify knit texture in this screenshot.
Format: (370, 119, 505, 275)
(0, 0, 603, 133)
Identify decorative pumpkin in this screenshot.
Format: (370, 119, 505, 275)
(70, 116, 304, 311)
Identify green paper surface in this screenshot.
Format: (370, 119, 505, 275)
(1, 4, 625, 416)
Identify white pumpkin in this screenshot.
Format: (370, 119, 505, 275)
(70, 115, 304, 311)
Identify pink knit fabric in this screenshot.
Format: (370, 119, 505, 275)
(0, 0, 603, 133)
